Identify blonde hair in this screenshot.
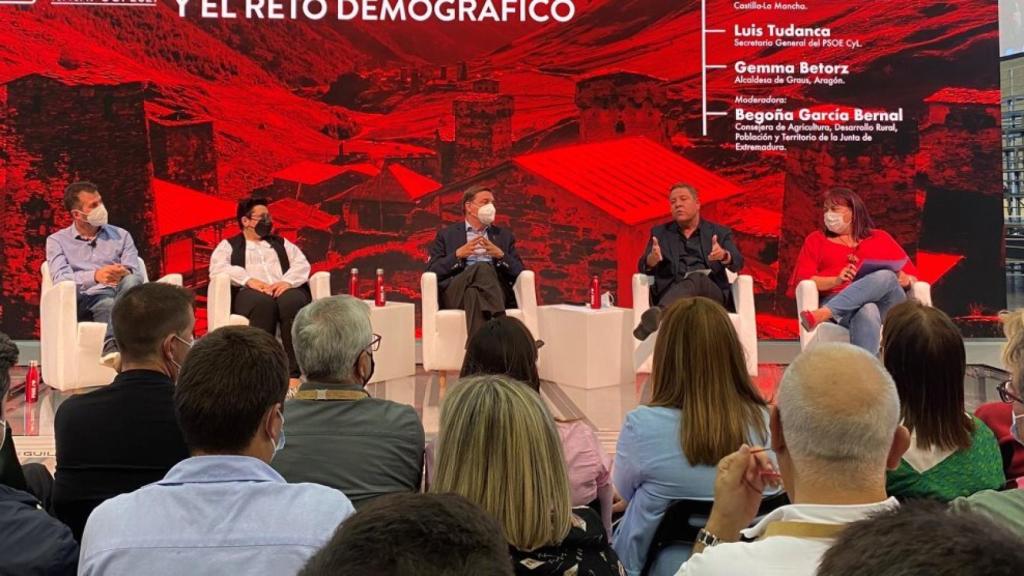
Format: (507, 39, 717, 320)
(1002, 310, 1024, 387)
(431, 375, 572, 551)
(649, 297, 768, 466)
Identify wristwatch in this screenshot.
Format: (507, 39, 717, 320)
(695, 528, 720, 547)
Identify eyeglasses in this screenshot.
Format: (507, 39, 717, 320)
(998, 380, 1024, 404)
(367, 334, 382, 352)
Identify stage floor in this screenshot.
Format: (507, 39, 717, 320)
(3, 363, 1009, 471)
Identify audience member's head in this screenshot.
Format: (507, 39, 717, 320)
(112, 283, 195, 378)
(650, 297, 767, 466)
(773, 343, 909, 496)
(174, 326, 288, 462)
(460, 316, 540, 392)
(817, 500, 1024, 576)
(291, 295, 374, 386)
(299, 492, 513, 576)
(432, 374, 571, 551)
(0, 333, 18, 399)
(1002, 309, 1024, 405)
(882, 301, 972, 452)
(0, 333, 17, 426)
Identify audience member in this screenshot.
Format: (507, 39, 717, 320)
(881, 301, 1004, 500)
(0, 334, 30, 494)
(273, 296, 424, 507)
(46, 181, 144, 355)
(677, 343, 910, 575)
(299, 493, 514, 576)
(426, 185, 525, 340)
(209, 197, 313, 382)
(948, 308, 1024, 533)
(818, 500, 1024, 575)
(79, 326, 354, 575)
(976, 308, 1024, 485)
(791, 187, 916, 353)
(53, 283, 193, 540)
(432, 375, 624, 576)
(460, 315, 613, 537)
(615, 297, 773, 576)
(0, 332, 78, 575)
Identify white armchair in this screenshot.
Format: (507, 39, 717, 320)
(421, 270, 539, 380)
(796, 279, 932, 350)
(40, 258, 183, 392)
(206, 271, 331, 332)
(632, 271, 759, 376)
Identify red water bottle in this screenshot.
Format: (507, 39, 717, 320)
(349, 268, 359, 297)
(25, 360, 39, 404)
(374, 268, 386, 307)
(23, 406, 38, 436)
(589, 275, 600, 309)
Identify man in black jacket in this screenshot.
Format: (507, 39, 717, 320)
(53, 282, 193, 540)
(426, 185, 525, 340)
(634, 183, 744, 340)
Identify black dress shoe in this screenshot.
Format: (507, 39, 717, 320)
(633, 307, 661, 341)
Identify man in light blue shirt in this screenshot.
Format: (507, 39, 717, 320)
(45, 181, 143, 354)
(79, 326, 355, 576)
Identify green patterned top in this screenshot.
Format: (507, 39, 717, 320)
(886, 416, 1005, 502)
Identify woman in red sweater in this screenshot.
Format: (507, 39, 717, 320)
(790, 188, 917, 353)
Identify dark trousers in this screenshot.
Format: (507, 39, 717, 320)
(654, 274, 726, 309)
(233, 286, 312, 377)
(441, 264, 507, 341)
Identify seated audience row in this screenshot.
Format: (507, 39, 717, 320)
(78, 326, 355, 575)
(8, 272, 1024, 575)
(0, 333, 78, 575)
(459, 315, 613, 537)
(613, 297, 773, 576)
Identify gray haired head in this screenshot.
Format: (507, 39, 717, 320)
(291, 295, 373, 383)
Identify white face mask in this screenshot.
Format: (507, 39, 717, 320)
(824, 210, 849, 234)
(476, 203, 496, 226)
(85, 204, 109, 228)
(1012, 413, 1024, 447)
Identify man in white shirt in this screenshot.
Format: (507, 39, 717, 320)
(210, 198, 312, 380)
(676, 343, 911, 576)
(79, 326, 355, 576)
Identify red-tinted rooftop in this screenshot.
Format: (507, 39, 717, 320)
(272, 161, 379, 186)
(514, 137, 743, 225)
(924, 88, 1000, 106)
(268, 198, 340, 230)
(152, 179, 236, 237)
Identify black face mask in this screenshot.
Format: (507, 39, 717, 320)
(253, 215, 273, 238)
(360, 351, 376, 387)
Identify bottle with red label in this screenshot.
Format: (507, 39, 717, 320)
(349, 268, 359, 297)
(25, 360, 39, 404)
(590, 275, 601, 309)
(374, 268, 386, 307)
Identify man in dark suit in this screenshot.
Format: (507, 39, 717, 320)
(53, 282, 193, 541)
(634, 182, 744, 340)
(426, 185, 525, 340)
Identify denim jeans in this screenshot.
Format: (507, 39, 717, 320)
(821, 270, 906, 354)
(78, 273, 145, 354)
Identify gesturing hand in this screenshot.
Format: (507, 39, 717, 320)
(246, 278, 271, 293)
(270, 281, 292, 298)
(94, 264, 125, 287)
(646, 237, 663, 269)
(708, 234, 729, 263)
(699, 445, 781, 549)
(479, 237, 504, 260)
(455, 237, 483, 259)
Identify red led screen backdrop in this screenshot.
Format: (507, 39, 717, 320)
(0, 0, 1005, 339)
